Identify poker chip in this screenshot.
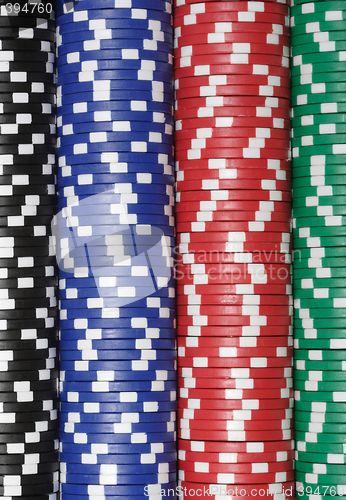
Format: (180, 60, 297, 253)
(56, 0, 176, 496)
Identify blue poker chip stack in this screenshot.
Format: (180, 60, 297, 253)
(0, 1, 58, 499)
(55, 0, 176, 498)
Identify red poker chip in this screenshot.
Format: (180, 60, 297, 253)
(177, 325, 292, 337)
(175, 2, 289, 15)
(176, 136, 289, 150)
(177, 293, 291, 306)
(178, 366, 292, 379)
(176, 116, 291, 130)
(176, 221, 292, 233)
(174, 53, 289, 69)
(176, 211, 290, 223)
(175, 95, 290, 110)
(178, 438, 294, 454)
(178, 316, 292, 326)
(178, 378, 292, 391)
(180, 451, 294, 466)
(178, 356, 293, 369)
(175, 86, 290, 100)
(176, 200, 291, 212)
(175, 32, 290, 48)
(177, 284, 291, 296)
(178, 336, 292, 349)
(178, 399, 293, 413)
(179, 458, 293, 474)
(174, 11, 288, 26)
(176, 148, 290, 161)
(179, 452, 294, 466)
(177, 261, 292, 274)
(178, 407, 292, 421)
(175, 43, 288, 59)
(176, 160, 291, 173)
(179, 437, 294, 453)
(178, 243, 292, 256)
(175, 19, 290, 35)
(178, 346, 293, 358)
(175, 127, 290, 141)
(177, 304, 291, 318)
(178, 481, 294, 500)
(177, 188, 291, 202)
(176, 249, 291, 264)
(176, 179, 290, 192)
(177, 231, 291, 242)
(175, 105, 290, 122)
(175, 65, 290, 82)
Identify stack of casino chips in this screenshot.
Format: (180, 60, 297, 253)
(55, 0, 176, 498)
(174, 1, 294, 499)
(0, 2, 58, 499)
(291, 1, 346, 498)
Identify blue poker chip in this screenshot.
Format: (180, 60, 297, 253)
(60, 451, 176, 464)
(57, 18, 172, 35)
(59, 411, 175, 423)
(59, 328, 175, 340)
(58, 80, 172, 96)
(56, 28, 173, 46)
(62, 472, 176, 485)
(59, 495, 174, 500)
(57, 39, 172, 57)
(59, 336, 175, 349)
(58, 201, 173, 216)
(60, 380, 176, 393)
(57, 47, 172, 66)
(60, 277, 174, 290)
(57, 191, 173, 206)
(54, 211, 172, 226)
(61, 309, 175, 321)
(58, 142, 173, 157)
(59, 359, 176, 371)
(57, 58, 172, 75)
(57, 69, 173, 86)
(61, 481, 177, 494)
(60, 439, 176, 455)
(59, 90, 173, 106)
(60, 430, 176, 443)
(59, 317, 174, 330)
(61, 461, 176, 476)
(58, 182, 173, 196)
(56, 0, 171, 14)
(58, 7, 172, 23)
(57, 119, 172, 135)
(60, 421, 175, 434)
(59, 349, 176, 361)
(58, 110, 173, 126)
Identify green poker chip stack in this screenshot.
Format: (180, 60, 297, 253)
(292, 1, 346, 498)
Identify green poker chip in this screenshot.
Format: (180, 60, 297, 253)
(292, 41, 346, 57)
(292, 74, 346, 90)
(295, 400, 346, 413)
(295, 410, 346, 423)
(293, 125, 346, 139)
(294, 319, 346, 330)
(292, 135, 346, 148)
(293, 143, 346, 158)
(296, 420, 346, 434)
(295, 391, 346, 403)
(293, 214, 346, 226)
(294, 359, 346, 372)
(293, 247, 346, 258)
(294, 288, 346, 299)
(294, 237, 346, 249)
(292, 102, 346, 118)
(293, 196, 346, 208)
(293, 256, 346, 267)
(294, 339, 346, 349)
(294, 206, 346, 217)
(296, 450, 346, 464)
(296, 470, 346, 485)
(291, 1, 346, 15)
(295, 430, 346, 443)
(293, 154, 346, 167)
(294, 328, 346, 340)
(296, 483, 346, 497)
(297, 461, 346, 474)
(293, 31, 346, 47)
(292, 114, 346, 127)
(291, 21, 346, 37)
(295, 379, 346, 391)
(293, 225, 346, 237)
(293, 93, 346, 109)
(293, 269, 346, 280)
(295, 349, 346, 361)
(291, 61, 346, 78)
(295, 371, 346, 382)
(291, 11, 346, 26)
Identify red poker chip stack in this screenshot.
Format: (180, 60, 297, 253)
(174, 1, 293, 499)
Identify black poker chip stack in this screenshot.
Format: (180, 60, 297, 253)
(0, 1, 58, 498)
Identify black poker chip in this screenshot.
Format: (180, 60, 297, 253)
(0, 28, 55, 41)
(0, 39, 55, 51)
(5, 349, 57, 362)
(0, 380, 57, 394)
(0, 483, 59, 497)
(0, 16, 55, 28)
(0, 472, 58, 488)
(3, 102, 54, 113)
(0, 205, 56, 217)
(0, 126, 56, 138)
(4, 357, 57, 371)
(0, 364, 58, 379)
(0, 93, 55, 104)
(0, 82, 56, 94)
(0, 195, 55, 206)
(0, 113, 55, 124)
(0, 419, 57, 434)
(0, 53, 54, 64)
(0, 452, 58, 466)
(0, 461, 58, 476)
(0, 428, 57, 443)
(0, 73, 55, 84)
(5, 289, 57, 301)
(0, 338, 57, 351)
(1, 267, 56, 279)
(0, 389, 57, 403)
(0, 440, 58, 455)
